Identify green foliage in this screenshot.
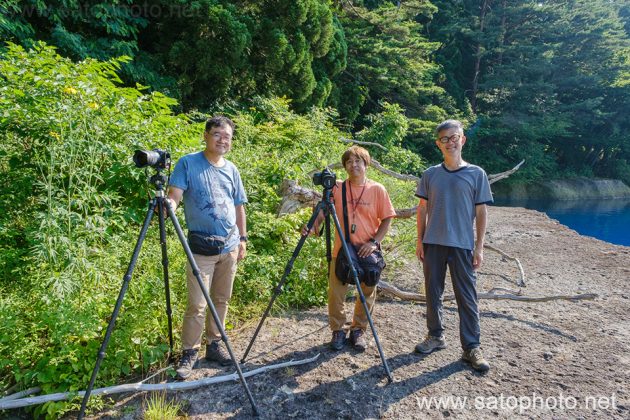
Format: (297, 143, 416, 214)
(144, 392, 181, 420)
(356, 102, 426, 175)
(0, 45, 417, 417)
(0, 42, 196, 417)
(330, 0, 459, 148)
(430, 0, 630, 181)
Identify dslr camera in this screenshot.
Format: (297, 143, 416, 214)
(133, 149, 171, 170)
(312, 168, 336, 190)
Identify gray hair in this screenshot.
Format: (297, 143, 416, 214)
(436, 119, 464, 134)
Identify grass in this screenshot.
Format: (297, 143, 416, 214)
(144, 392, 182, 420)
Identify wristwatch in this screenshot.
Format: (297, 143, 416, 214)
(239, 235, 248, 242)
(369, 238, 380, 249)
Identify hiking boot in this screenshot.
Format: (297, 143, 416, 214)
(176, 349, 198, 379)
(414, 335, 447, 354)
(462, 347, 490, 372)
(350, 329, 367, 352)
(205, 341, 232, 366)
(330, 330, 346, 351)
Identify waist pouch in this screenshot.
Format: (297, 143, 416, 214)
(188, 231, 228, 256)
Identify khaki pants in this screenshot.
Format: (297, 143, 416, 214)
(328, 257, 376, 332)
(181, 248, 238, 350)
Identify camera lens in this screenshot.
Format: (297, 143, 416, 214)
(133, 150, 160, 168)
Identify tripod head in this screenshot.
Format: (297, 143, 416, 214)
(149, 169, 169, 194)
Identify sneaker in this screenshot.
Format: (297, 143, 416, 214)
(330, 330, 346, 351)
(349, 329, 367, 352)
(414, 335, 447, 354)
(462, 347, 490, 372)
(176, 349, 198, 379)
(205, 341, 232, 366)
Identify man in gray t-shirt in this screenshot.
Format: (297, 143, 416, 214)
(414, 119, 493, 372)
(167, 115, 248, 379)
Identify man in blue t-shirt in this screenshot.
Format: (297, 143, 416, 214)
(415, 119, 493, 372)
(167, 115, 248, 379)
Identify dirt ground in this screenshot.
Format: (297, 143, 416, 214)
(89, 206, 629, 419)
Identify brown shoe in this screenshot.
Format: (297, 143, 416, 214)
(349, 329, 367, 352)
(205, 341, 232, 366)
(330, 330, 346, 350)
(462, 347, 490, 372)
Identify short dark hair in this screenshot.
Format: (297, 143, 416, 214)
(205, 115, 235, 132)
(342, 146, 371, 167)
(436, 119, 463, 134)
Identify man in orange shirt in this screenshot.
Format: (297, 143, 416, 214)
(305, 146, 396, 351)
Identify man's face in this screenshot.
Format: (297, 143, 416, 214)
(436, 127, 466, 156)
(204, 124, 233, 156)
(344, 155, 367, 179)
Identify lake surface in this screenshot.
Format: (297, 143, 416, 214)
(493, 198, 630, 247)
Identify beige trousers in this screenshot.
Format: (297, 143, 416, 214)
(181, 248, 238, 350)
(328, 257, 377, 332)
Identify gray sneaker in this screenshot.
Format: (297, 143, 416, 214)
(176, 349, 198, 379)
(414, 335, 447, 354)
(462, 347, 490, 372)
(205, 341, 232, 366)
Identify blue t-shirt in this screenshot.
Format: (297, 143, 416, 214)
(416, 163, 493, 251)
(169, 152, 247, 253)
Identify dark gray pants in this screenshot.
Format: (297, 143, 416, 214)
(423, 244, 480, 350)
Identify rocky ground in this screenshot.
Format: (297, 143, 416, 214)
(89, 206, 629, 419)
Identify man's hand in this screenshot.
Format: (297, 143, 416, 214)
(416, 241, 425, 262)
(472, 247, 483, 270)
(237, 241, 247, 262)
(357, 241, 378, 258)
(301, 222, 319, 237)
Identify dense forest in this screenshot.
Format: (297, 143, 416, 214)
(1, 0, 629, 417)
(3, 0, 630, 181)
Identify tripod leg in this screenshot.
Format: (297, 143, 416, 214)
(157, 198, 175, 361)
(328, 204, 394, 383)
(164, 202, 260, 416)
(78, 199, 158, 419)
(241, 200, 327, 363)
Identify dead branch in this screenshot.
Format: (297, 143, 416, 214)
(0, 355, 320, 410)
(377, 281, 597, 303)
(488, 159, 525, 184)
(339, 136, 388, 151)
(485, 244, 526, 287)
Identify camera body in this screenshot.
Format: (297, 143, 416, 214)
(312, 168, 337, 189)
(133, 149, 171, 170)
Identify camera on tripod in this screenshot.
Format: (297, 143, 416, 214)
(312, 167, 337, 189)
(133, 149, 171, 170)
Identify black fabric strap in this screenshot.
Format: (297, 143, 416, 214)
(342, 181, 350, 242)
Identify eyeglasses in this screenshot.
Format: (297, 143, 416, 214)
(438, 134, 461, 144)
(210, 132, 232, 142)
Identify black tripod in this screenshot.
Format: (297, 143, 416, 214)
(240, 180, 393, 383)
(78, 169, 259, 419)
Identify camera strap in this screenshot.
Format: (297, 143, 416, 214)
(342, 181, 351, 242)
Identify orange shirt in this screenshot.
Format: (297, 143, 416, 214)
(331, 179, 396, 257)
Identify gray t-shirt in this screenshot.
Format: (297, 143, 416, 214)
(170, 152, 247, 253)
(416, 163, 493, 251)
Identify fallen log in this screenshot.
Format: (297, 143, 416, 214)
(377, 281, 598, 303)
(0, 354, 320, 410)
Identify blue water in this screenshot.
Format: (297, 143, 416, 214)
(493, 198, 630, 247)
